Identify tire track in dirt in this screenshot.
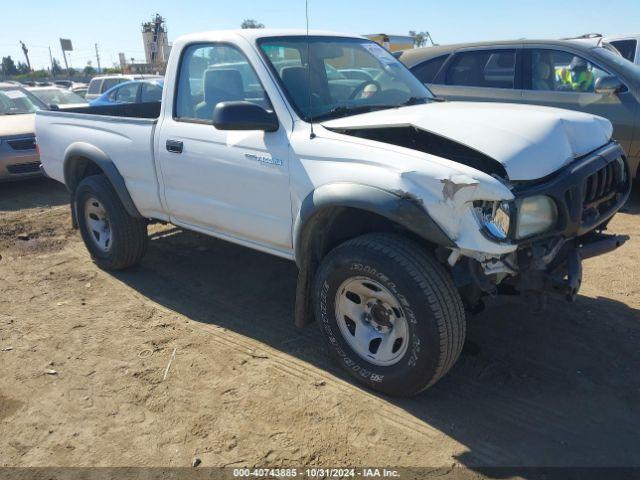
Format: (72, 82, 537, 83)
(66, 241, 447, 442)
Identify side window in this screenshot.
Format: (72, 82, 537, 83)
(411, 55, 448, 84)
(101, 78, 123, 93)
(445, 50, 516, 88)
(106, 87, 118, 102)
(115, 83, 140, 103)
(608, 40, 637, 62)
(87, 79, 101, 95)
(528, 49, 610, 92)
(175, 43, 271, 122)
(141, 83, 163, 102)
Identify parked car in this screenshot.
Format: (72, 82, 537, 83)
(53, 80, 74, 89)
(36, 30, 631, 395)
(565, 33, 640, 65)
(85, 74, 163, 101)
(563, 33, 624, 56)
(606, 35, 640, 64)
(27, 86, 88, 110)
(0, 82, 47, 181)
(89, 79, 163, 106)
(398, 39, 640, 182)
(71, 86, 88, 99)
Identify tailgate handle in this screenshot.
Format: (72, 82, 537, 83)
(166, 139, 183, 154)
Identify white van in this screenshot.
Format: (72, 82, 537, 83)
(604, 35, 640, 64)
(566, 33, 640, 65)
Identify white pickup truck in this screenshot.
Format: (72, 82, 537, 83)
(36, 29, 632, 395)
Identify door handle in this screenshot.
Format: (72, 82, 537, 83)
(166, 139, 183, 154)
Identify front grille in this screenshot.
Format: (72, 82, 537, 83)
(581, 158, 623, 222)
(7, 137, 36, 151)
(7, 162, 41, 174)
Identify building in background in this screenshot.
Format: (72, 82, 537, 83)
(142, 14, 171, 70)
(365, 34, 415, 52)
(114, 14, 171, 75)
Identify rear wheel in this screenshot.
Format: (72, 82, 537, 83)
(313, 233, 466, 396)
(75, 175, 148, 270)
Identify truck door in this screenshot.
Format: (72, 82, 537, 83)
(156, 42, 293, 253)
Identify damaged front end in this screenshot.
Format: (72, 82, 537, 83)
(450, 141, 632, 309)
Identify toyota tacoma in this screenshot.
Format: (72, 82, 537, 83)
(36, 30, 632, 395)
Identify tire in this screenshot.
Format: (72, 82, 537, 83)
(313, 233, 466, 396)
(75, 174, 148, 270)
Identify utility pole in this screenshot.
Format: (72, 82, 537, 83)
(95, 43, 101, 73)
(61, 50, 70, 78)
(20, 41, 31, 72)
(49, 46, 55, 79)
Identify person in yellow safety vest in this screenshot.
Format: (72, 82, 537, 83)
(556, 56, 595, 92)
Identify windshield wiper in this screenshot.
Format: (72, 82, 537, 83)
(401, 96, 432, 106)
(315, 104, 396, 121)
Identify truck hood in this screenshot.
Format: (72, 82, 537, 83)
(321, 102, 613, 181)
(0, 113, 35, 138)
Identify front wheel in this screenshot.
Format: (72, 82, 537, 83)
(75, 175, 148, 270)
(314, 233, 466, 396)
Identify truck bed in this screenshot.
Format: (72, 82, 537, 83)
(61, 101, 161, 119)
(36, 103, 166, 220)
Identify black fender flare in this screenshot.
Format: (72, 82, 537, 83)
(292, 183, 454, 328)
(63, 142, 142, 218)
(293, 182, 453, 265)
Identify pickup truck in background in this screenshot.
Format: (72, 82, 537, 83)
(36, 29, 632, 396)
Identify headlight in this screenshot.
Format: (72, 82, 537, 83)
(474, 201, 511, 240)
(475, 195, 557, 242)
(515, 195, 558, 239)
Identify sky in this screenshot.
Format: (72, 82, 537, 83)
(1, 0, 639, 70)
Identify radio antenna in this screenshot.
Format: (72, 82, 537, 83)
(306, 0, 315, 139)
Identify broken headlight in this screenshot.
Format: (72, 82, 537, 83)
(515, 195, 558, 239)
(475, 195, 558, 241)
(475, 201, 511, 240)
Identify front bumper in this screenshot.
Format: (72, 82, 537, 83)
(0, 135, 41, 182)
(507, 141, 632, 300)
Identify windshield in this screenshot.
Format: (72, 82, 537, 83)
(0, 87, 43, 115)
(31, 88, 86, 105)
(258, 36, 434, 121)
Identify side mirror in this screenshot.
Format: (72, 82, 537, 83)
(594, 75, 623, 95)
(48, 104, 60, 111)
(212, 101, 279, 132)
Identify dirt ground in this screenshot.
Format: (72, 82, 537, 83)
(0, 178, 639, 472)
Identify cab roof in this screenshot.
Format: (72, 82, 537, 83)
(174, 28, 366, 47)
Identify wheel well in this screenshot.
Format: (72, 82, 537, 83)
(65, 156, 104, 192)
(294, 206, 440, 328)
(64, 154, 144, 221)
(303, 206, 430, 266)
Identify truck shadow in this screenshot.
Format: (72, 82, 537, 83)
(0, 177, 68, 212)
(111, 225, 640, 472)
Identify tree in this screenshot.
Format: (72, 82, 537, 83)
(67, 67, 76, 77)
(84, 65, 96, 76)
(241, 19, 264, 29)
(1, 56, 18, 76)
(16, 61, 30, 75)
(409, 30, 436, 48)
(51, 58, 63, 76)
